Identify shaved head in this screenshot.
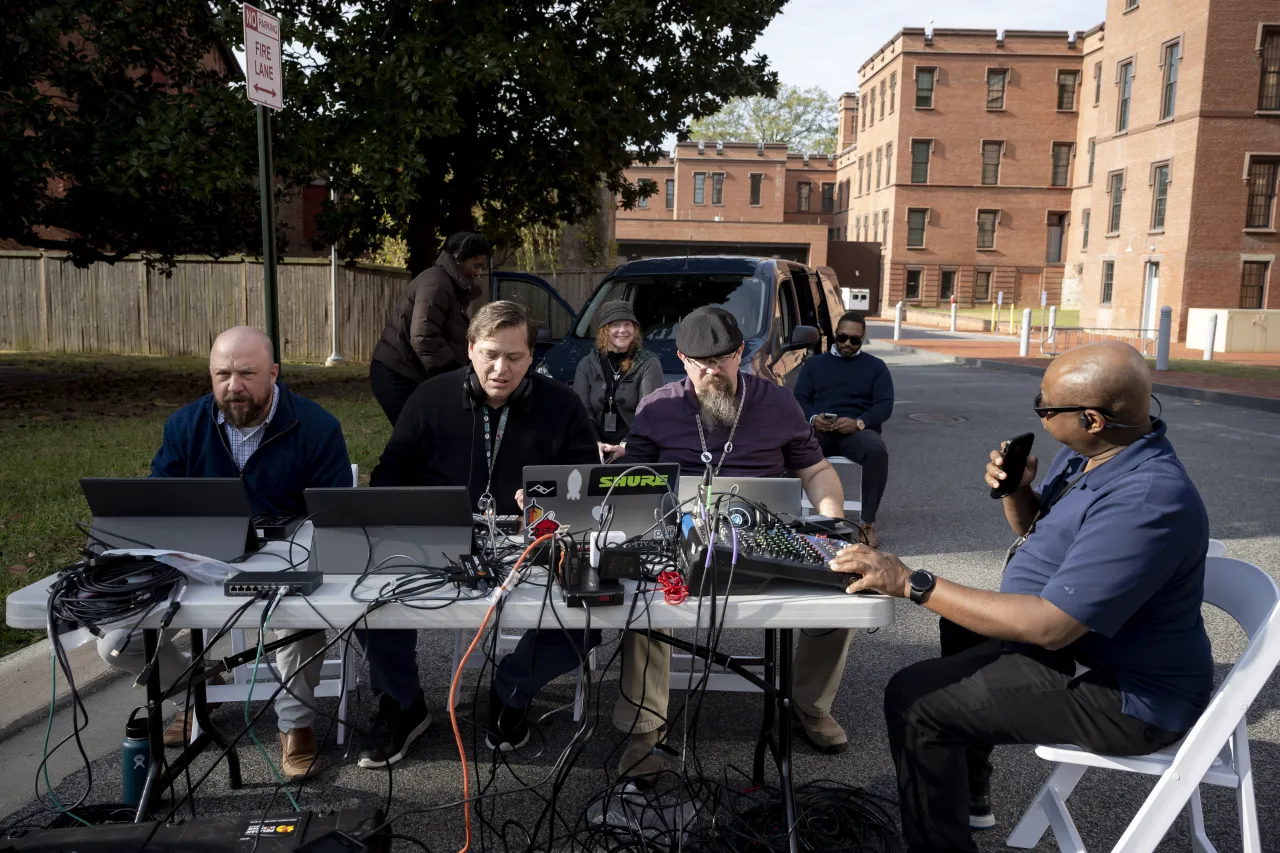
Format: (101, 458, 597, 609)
(1044, 341, 1151, 425)
(209, 326, 278, 428)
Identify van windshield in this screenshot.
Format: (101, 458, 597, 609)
(572, 275, 768, 340)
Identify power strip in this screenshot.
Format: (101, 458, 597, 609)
(223, 570, 323, 597)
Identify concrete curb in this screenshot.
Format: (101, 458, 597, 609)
(0, 636, 129, 741)
(886, 342, 1280, 415)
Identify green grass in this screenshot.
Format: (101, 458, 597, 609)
(0, 353, 390, 656)
(1150, 358, 1280, 381)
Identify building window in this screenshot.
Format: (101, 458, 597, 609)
(861, 94, 868, 129)
(880, 79, 886, 120)
(1087, 138, 1096, 184)
(977, 210, 998, 249)
(987, 69, 1007, 110)
(1047, 213, 1066, 263)
(916, 67, 936, 109)
(1151, 164, 1170, 229)
(1082, 209, 1091, 250)
(883, 208, 889, 238)
(974, 270, 992, 302)
(855, 219, 861, 241)
(864, 214, 870, 240)
(857, 157, 864, 195)
(875, 148, 883, 189)
(869, 89, 875, 126)
(1057, 71, 1079, 110)
(1246, 159, 1278, 228)
(797, 181, 812, 212)
(693, 172, 706, 205)
(821, 182, 835, 213)
(1108, 172, 1125, 233)
(637, 178, 652, 208)
(665, 178, 675, 209)
(885, 144, 893, 185)
(1094, 61, 1102, 105)
(711, 172, 725, 205)
(940, 270, 956, 300)
(911, 140, 931, 183)
(873, 212, 880, 242)
(1161, 41, 1181, 120)
(982, 141, 1002, 186)
(749, 173, 762, 206)
(1101, 261, 1115, 304)
(890, 71, 897, 113)
(1051, 143, 1073, 187)
(907, 209, 927, 247)
(1241, 261, 1269, 309)
(1261, 28, 1280, 111)
(905, 269, 922, 300)
(1125, 0, 1138, 9)
(1117, 61, 1134, 132)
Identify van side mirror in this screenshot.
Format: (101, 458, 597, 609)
(536, 327, 553, 344)
(784, 325, 820, 352)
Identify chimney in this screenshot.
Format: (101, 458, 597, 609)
(837, 93, 859, 153)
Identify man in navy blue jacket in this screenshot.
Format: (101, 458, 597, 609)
(97, 326, 351, 781)
(794, 311, 893, 548)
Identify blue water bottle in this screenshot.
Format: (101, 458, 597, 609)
(122, 709, 151, 807)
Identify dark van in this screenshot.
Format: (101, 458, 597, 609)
(490, 256, 845, 388)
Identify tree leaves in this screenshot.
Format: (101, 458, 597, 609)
(688, 85, 839, 155)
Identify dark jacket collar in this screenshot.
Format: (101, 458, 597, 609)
(435, 251, 479, 299)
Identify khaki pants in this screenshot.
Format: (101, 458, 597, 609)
(612, 627, 854, 733)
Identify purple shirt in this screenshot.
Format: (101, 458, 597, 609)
(622, 373, 824, 477)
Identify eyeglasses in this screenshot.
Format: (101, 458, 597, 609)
(1032, 393, 1116, 420)
(685, 352, 739, 371)
(835, 333, 863, 344)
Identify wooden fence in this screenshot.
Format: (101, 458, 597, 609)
(0, 251, 610, 362)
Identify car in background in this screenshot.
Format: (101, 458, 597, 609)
(490, 256, 845, 388)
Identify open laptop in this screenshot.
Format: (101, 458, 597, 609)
(80, 477, 254, 562)
(304, 486, 473, 574)
(522, 463, 681, 542)
(677, 476, 803, 521)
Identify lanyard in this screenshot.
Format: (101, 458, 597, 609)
(479, 405, 509, 512)
(600, 352, 623, 413)
(1004, 463, 1090, 566)
(694, 382, 747, 477)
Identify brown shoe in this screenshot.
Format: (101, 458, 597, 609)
(279, 727, 322, 780)
(161, 673, 227, 747)
(860, 523, 879, 550)
(617, 728, 671, 779)
(792, 708, 849, 754)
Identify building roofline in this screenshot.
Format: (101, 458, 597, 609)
(1083, 21, 1105, 38)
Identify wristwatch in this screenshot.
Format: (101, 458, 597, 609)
(908, 569, 936, 604)
(855, 418, 866, 431)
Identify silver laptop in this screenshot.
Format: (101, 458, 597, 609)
(80, 477, 253, 562)
(305, 487, 473, 574)
(677, 476, 803, 520)
(522, 464, 681, 542)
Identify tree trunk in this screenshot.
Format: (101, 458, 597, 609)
(405, 166, 479, 277)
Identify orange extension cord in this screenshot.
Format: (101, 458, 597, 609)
(446, 533, 557, 853)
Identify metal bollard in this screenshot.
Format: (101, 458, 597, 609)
(1204, 312, 1217, 361)
(1019, 309, 1032, 357)
(1155, 306, 1172, 371)
(1048, 305, 1058, 345)
(950, 298, 957, 332)
(894, 301, 903, 341)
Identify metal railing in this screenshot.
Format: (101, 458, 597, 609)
(1040, 327, 1158, 357)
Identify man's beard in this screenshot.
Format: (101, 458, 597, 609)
(219, 390, 271, 428)
(696, 375, 739, 431)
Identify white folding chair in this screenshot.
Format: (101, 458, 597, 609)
(800, 455, 862, 519)
(450, 628, 597, 722)
(1207, 538, 1226, 558)
(1006, 556, 1280, 853)
(196, 463, 360, 744)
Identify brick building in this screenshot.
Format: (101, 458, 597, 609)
(616, 141, 837, 266)
(835, 28, 1086, 313)
(1068, 0, 1280, 342)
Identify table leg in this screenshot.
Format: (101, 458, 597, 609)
(186, 629, 241, 789)
(777, 628, 799, 853)
(753, 629, 778, 785)
(135, 629, 164, 821)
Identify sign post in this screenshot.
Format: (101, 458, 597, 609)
(244, 3, 283, 364)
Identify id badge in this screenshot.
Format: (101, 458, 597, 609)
(603, 413, 618, 434)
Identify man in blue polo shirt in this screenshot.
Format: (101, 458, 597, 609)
(830, 341, 1212, 853)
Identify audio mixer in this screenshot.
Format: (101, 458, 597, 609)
(679, 521, 857, 593)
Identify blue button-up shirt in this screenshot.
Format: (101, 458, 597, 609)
(1000, 421, 1213, 732)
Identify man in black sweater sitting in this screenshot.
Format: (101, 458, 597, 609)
(794, 311, 894, 548)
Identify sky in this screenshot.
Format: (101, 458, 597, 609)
(753, 0, 1107, 95)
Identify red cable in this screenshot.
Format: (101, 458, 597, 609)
(657, 570, 688, 605)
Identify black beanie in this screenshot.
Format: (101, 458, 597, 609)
(676, 306, 744, 359)
(595, 301, 639, 330)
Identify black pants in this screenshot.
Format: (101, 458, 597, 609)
(884, 635, 1183, 853)
(816, 429, 889, 523)
(369, 358, 422, 427)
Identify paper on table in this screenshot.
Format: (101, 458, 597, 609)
(100, 549, 238, 585)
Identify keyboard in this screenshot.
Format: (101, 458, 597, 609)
(679, 522, 855, 593)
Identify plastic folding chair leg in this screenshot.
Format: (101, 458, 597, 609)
(1189, 789, 1218, 853)
(1043, 786, 1087, 853)
(1233, 723, 1262, 853)
(1006, 763, 1087, 849)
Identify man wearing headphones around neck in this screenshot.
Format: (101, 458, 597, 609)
(363, 300, 599, 766)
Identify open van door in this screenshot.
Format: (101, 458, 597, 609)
(488, 271, 577, 364)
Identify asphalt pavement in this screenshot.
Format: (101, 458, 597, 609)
(4, 340, 1279, 852)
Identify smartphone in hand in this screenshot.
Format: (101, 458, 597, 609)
(990, 432, 1035, 499)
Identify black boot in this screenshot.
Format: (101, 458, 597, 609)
(485, 687, 530, 752)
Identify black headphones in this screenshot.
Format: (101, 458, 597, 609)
(463, 364, 533, 409)
(1078, 394, 1162, 431)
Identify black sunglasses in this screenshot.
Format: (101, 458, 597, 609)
(1032, 393, 1117, 420)
(835, 333, 864, 344)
